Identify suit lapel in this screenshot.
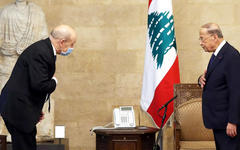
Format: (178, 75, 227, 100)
(206, 42, 228, 79)
(45, 38, 55, 61)
(44, 38, 56, 76)
(206, 54, 223, 79)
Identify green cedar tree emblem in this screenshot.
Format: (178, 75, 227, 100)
(148, 11, 177, 68)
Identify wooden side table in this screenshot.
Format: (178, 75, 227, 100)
(94, 126, 159, 150)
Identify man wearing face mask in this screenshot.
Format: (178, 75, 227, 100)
(0, 24, 77, 150)
(0, 0, 50, 140)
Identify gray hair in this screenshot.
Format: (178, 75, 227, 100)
(201, 23, 223, 38)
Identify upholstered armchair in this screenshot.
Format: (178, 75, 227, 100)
(174, 84, 215, 150)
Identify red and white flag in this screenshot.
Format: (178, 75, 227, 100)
(140, 0, 180, 127)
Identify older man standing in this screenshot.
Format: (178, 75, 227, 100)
(0, 25, 77, 150)
(198, 23, 240, 150)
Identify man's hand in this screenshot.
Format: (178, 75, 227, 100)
(226, 122, 237, 137)
(38, 111, 45, 123)
(199, 70, 207, 88)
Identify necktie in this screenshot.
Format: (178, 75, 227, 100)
(209, 54, 215, 67)
(54, 55, 57, 61)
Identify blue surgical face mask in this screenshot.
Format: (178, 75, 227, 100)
(60, 48, 73, 56)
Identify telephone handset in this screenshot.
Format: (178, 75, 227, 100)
(113, 106, 136, 128)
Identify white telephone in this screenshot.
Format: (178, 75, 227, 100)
(113, 106, 136, 128)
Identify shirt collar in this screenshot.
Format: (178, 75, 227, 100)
(51, 43, 57, 56)
(214, 40, 226, 56)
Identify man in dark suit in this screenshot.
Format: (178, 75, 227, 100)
(199, 23, 240, 150)
(0, 24, 77, 150)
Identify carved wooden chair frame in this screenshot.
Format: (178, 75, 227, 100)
(173, 83, 202, 150)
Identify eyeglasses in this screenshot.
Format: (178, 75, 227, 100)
(199, 35, 212, 43)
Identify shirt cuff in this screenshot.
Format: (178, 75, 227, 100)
(52, 77, 58, 85)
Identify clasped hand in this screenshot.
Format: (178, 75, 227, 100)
(227, 123, 237, 138)
(38, 111, 45, 123)
(199, 70, 207, 88)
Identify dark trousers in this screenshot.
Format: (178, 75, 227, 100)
(4, 120, 37, 150)
(213, 128, 240, 150)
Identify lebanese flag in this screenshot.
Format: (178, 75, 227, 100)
(141, 0, 180, 127)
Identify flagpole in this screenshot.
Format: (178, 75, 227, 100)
(141, 0, 180, 148)
(153, 96, 178, 150)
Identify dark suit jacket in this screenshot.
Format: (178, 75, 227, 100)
(202, 42, 240, 129)
(0, 38, 56, 133)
